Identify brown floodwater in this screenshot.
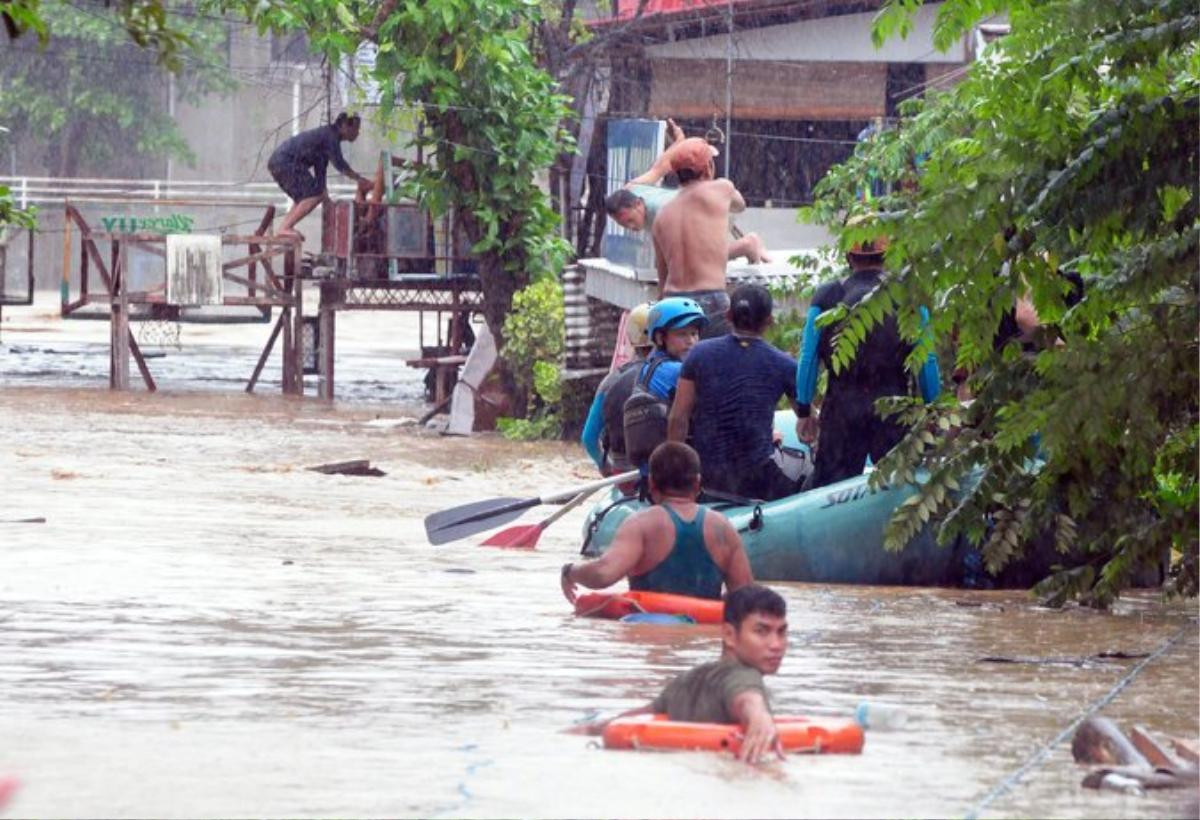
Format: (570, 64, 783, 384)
(1, 327, 1197, 817)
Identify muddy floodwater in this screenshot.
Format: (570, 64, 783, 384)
(0, 307, 1197, 818)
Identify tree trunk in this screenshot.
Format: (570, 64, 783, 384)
(437, 110, 530, 415)
(57, 121, 83, 179)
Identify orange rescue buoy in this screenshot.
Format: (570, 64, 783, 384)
(602, 714, 864, 755)
(574, 590, 724, 625)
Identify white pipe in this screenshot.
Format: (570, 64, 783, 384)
(292, 78, 301, 136)
(166, 72, 176, 183)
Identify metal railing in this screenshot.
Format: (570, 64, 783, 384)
(0, 176, 357, 208)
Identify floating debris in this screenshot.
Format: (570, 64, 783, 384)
(306, 459, 386, 477)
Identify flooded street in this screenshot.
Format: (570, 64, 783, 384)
(0, 311, 1197, 818)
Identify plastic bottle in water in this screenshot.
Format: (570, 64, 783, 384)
(855, 701, 908, 730)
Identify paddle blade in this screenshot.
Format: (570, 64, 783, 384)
(424, 497, 531, 545)
(480, 523, 544, 549)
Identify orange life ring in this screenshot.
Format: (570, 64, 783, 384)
(603, 714, 864, 755)
(574, 590, 724, 625)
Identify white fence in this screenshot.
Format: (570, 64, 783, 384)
(0, 176, 357, 208)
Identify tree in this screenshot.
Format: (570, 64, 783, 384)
(800, 0, 1198, 605)
(3, 0, 197, 67)
(0, 0, 234, 178)
(228, 0, 575, 411)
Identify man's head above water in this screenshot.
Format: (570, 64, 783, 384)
(722, 584, 788, 675)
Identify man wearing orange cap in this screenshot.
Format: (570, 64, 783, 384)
(648, 138, 754, 339)
(604, 124, 770, 269)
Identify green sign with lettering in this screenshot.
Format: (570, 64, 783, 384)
(100, 214, 195, 234)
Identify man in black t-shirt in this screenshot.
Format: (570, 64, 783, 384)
(267, 112, 373, 241)
(668, 283, 800, 500)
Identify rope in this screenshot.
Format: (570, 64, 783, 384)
(964, 619, 1195, 820)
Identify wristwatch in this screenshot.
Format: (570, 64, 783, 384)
(561, 562, 574, 583)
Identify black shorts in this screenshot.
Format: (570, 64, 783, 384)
(268, 158, 324, 202)
(669, 289, 731, 339)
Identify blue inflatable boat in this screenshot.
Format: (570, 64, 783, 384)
(581, 411, 980, 586)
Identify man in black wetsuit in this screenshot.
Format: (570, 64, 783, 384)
(795, 231, 941, 489)
(267, 112, 372, 241)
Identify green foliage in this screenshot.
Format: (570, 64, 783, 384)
(0, 0, 234, 178)
(3, 0, 197, 68)
(0, 0, 208, 229)
(497, 277, 564, 439)
(497, 412, 561, 441)
(0, 189, 36, 231)
(807, 0, 1199, 606)
(502, 276, 564, 405)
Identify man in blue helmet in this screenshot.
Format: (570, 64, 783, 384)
(623, 297, 709, 473)
(795, 225, 941, 488)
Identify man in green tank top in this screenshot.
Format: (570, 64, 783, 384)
(571, 584, 788, 764)
(560, 442, 752, 602)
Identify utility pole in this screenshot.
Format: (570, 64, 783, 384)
(723, 0, 733, 178)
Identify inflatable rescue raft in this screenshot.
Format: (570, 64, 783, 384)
(582, 411, 979, 586)
(603, 713, 864, 754)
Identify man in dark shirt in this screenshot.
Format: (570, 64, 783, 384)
(668, 283, 800, 500)
(573, 583, 788, 765)
(795, 231, 940, 488)
(267, 112, 372, 240)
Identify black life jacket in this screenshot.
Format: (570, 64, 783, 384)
(600, 361, 641, 461)
(622, 357, 671, 467)
(815, 269, 911, 396)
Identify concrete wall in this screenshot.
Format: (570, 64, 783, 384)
(737, 207, 833, 251)
(172, 29, 395, 185)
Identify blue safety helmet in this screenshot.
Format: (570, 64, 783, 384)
(646, 297, 709, 344)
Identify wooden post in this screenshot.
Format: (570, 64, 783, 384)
(110, 241, 130, 390)
(280, 244, 295, 394)
(290, 245, 304, 396)
(247, 205, 276, 321)
(246, 311, 286, 394)
(61, 211, 72, 314)
(318, 281, 336, 401)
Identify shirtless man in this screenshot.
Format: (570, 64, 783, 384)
(605, 124, 769, 267)
(650, 140, 751, 338)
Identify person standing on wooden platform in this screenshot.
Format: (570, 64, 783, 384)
(267, 112, 373, 241)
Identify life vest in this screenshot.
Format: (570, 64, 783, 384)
(600, 361, 641, 464)
(623, 357, 671, 467)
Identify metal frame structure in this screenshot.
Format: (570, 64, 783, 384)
(312, 196, 483, 403)
(61, 200, 279, 323)
(0, 228, 34, 344)
(60, 203, 305, 394)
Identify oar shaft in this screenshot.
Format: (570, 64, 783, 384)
(444, 497, 537, 530)
(541, 470, 639, 505)
(538, 485, 601, 530)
